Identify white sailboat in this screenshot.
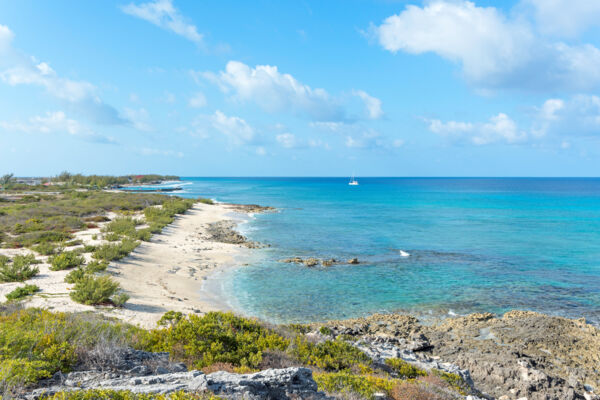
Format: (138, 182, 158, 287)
(348, 175, 359, 186)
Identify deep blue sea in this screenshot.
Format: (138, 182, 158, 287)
(165, 178, 600, 324)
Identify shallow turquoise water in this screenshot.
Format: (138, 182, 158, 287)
(173, 178, 600, 324)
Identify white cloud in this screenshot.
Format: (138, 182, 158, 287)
(123, 108, 153, 131)
(0, 111, 116, 143)
(309, 121, 345, 132)
(203, 61, 344, 121)
(188, 91, 207, 108)
(532, 95, 600, 137)
(345, 130, 388, 149)
(392, 139, 405, 148)
(255, 146, 267, 156)
(210, 110, 256, 145)
(0, 111, 86, 135)
(523, 0, 600, 37)
(0, 26, 125, 125)
(276, 133, 299, 148)
(373, 1, 600, 92)
(163, 91, 176, 103)
(353, 90, 383, 119)
(427, 113, 526, 145)
(121, 0, 203, 44)
(0, 25, 14, 52)
(429, 95, 600, 146)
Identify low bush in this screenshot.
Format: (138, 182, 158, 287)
(0, 254, 40, 282)
(50, 251, 85, 271)
(85, 260, 108, 273)
(290, 337, 371, 371)
(314, 371, 398, 400)
(5, 284, 40, 301)
(103, 217, 139, 237)
(134, 228, 152, 241)
(69, 275, 123, 306)
(93, 239, 139, 262)
(143, 312, 289, 369)
(32, 242, 57, 255)
(198, 198, 214, 205)
(0, 308, 144, 395)
(385, 358, 427, 379)
(431, 369, 469, 395)
(7, 231, 72, 248)
(64, 268, 86, 284)
(390, 381, 445, 400)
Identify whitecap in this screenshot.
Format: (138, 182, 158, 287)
(399, 250, 410, 257)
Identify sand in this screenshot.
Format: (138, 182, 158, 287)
(0, 202, 253, 328)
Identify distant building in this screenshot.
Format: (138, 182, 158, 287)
(15, 178, 42, 186)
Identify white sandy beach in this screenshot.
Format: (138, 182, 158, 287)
(0, 202, 253, 328)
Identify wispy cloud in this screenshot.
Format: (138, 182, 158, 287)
(0, 25, 127, 126)
(121, 0, 203, 45)
(0, 111, 117, 144)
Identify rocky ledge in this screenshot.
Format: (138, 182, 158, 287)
(29, 349, 326, 400)
(279, 256, 360, 267)
(320, 311, 600, 400)
(224, 204, 276, 214)
(205, 220, 267, 249)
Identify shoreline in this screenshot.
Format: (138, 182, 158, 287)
(109, 202, 258, 328)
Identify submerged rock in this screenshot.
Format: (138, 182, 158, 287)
(347, 258, 360, 264)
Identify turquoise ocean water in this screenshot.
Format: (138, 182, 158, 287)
(155, 178, 600, 324)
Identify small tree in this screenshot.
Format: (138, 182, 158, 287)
(1, 173, 14, 189)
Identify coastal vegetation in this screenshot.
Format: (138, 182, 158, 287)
(0, 254, 40, 282)
(0, 307, 469, 399)
(0, 175, 198, 312)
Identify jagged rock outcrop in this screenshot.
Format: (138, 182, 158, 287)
(28, 367, 327, 400)
(205, 221, 266, 248)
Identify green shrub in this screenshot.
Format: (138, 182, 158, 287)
(8, 231, 72, 248)
(384, 358, 427, 378)
(112, 293, 130, 308)
(32, 242, 57, 255)
(39, 389, 223, 400)
(0, 308, 143, 394)
(5, 284, 40, 301)
(93, 239, 139, 262)
(103, 217, 138, 237)
(50, 251, 85, 271)
(198, 198, 214, 205)
(85, 260, 108, 273)
(104, 232, 122, 242)
(290, 337, 370, 371)
(69, 275, 123, 306)
(0, 254, 40, 282)
(143, 312, 289, 369)
(134, 228, 152, 241)
(314, 371, 398, 400)
(432, 369, 469, 395)
(64, 268, 86, 284)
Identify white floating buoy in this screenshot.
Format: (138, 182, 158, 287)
(399, 250, 410, 257)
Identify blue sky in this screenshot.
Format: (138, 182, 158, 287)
(1, 0, 600, 176)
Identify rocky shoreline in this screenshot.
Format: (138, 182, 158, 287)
(319, 311, 600, 400)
